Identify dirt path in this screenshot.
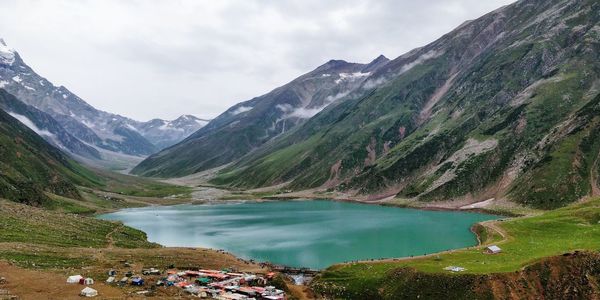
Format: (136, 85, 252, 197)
(481, 220, 509, 241)
(105, 224, 123, 249)
(590, 150, 600, 197)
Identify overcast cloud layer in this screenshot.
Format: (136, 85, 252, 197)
(0, 0, 514, 121)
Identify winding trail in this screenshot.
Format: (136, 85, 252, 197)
(105, 224, 123, 249)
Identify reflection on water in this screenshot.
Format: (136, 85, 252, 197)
(99, 200, 499, 269)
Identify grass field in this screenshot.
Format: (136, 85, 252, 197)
(93, 168, 193, 198)
(314, 197, 600, 295)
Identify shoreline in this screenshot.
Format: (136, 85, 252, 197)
(97, 196, 507, 272)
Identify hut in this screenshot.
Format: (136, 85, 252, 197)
(80, 287, 98, 297)
(486, 245, 502, 254)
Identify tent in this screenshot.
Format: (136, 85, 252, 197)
(486, 245, 502, 254)
(67, 275, 83, 284)
(131, 277, 144, 286)
(80, 287, 98, 297)
(106, 276, 115, 284)
(83, 278, 94, 285)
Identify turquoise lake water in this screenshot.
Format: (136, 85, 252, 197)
(98, 200, 499, 269)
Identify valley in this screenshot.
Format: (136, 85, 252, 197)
(0, 0, 600, 299)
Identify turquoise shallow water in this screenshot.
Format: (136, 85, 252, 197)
(98, 200, 499, 269)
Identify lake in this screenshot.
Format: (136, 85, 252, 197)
(98, 200, 499, 269)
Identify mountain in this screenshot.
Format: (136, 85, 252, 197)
(132, 55, 390, 177)
(137, 115, 210, 150)
(0, 39, 207, 167)
(0, 89, 101, 159)
(204, 0, 600, 209)
(0, 89, 101, 206)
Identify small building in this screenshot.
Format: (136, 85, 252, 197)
(67, 275, 83, 284)
(486, 245, 502, 254)
(443, 266, 466, 272)
(80, 287, 98, 297)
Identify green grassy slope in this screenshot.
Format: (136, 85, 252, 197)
(0, 90, 103, 206)
(213, 0, 600, 209)
(312, 197, 600, 299)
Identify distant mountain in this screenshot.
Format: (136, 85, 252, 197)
(132, 55, 390, 177)
(0, 89, 101, 206)
(204, 0, 600, 209)
(137, 115, 210, 150)
(0, 39, 207, 167)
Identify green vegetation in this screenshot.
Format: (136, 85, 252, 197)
(203, 0, 600, 211)
(0, 200, 157, 248)
(94, 168, 192, 198)
(313, 197, 600, 298)
(0, 93, 103, 206)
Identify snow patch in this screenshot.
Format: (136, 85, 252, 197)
(125, 123, 139, 132)
(230, 105, 253, 115)
(23, 85, 35, 91)
(11, 75, 22, 83)
(335, 72, 371, 84)
(8, 112, 54, 137)
(0, 80, 9, 88)
(321, 74, 331, 77)
(0, 39, 16, 65)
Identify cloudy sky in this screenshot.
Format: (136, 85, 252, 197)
(0, 0, 514, 121)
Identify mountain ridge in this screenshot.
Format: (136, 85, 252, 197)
(132, 55, 391, 177)
(204, 0, 600, 209)
(0, 40, 209, 167)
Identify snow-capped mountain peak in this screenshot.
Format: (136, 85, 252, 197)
(0, 38, 16, 66)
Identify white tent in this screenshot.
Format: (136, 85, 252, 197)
(80, 287, 98, 297)
(106, 276, 115, 284)
(486, 245, 502, 254)
(84, 278, 94, 285)
(67, 275, 83, 284)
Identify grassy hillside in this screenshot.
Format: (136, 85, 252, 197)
(212, 0, 600, 209)
(0, 200, 156, 249)
(312, 197, 600, 299)
(0, 90, 103, 206)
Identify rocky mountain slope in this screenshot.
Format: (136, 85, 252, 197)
(132, 55, 390, 177)
(205, 0, 600, 209)
(0, 89, 101, 206)
(0, 39, 207, 166)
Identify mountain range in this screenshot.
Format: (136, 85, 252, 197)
(132, 55, 390, 176)
(135, 0, 600, 209)
(0, 39, 208, 169)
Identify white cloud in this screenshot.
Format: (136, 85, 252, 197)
(0, 0, 515, 121)
(8, 112, 55, 137)
(230, 105, 253, 115)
